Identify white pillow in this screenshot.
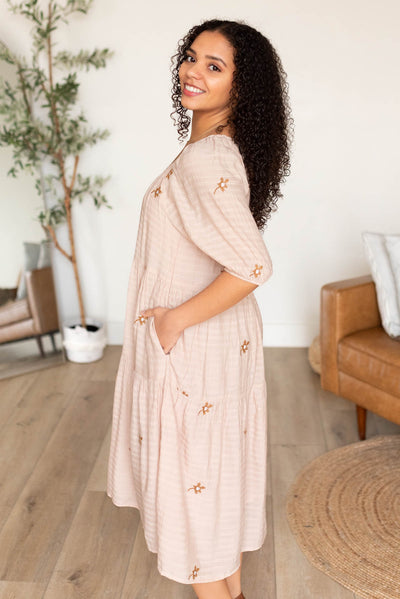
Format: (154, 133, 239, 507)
(16, 242, 41, 300)
(385, 235, 400, 307)
(362, 232, 400, 338)
(37, 239, 52, 269)
(16, 239, 52, 300)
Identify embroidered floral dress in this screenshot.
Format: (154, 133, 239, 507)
(106, 134, 273, 584)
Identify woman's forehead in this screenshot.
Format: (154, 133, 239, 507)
(190, 31, 234, 65)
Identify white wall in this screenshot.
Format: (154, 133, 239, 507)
(1, 0, 399, 346)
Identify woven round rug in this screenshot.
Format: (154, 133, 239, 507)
(286, 434, 400, 599)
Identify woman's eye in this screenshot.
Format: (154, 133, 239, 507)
(183, 55, 220, 71)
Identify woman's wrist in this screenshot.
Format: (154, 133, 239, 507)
(167, 304, 189, 334)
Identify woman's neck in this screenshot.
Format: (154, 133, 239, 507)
(188, 110, 233, 144)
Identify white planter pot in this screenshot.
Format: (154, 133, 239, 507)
(62, 317, 107, 363)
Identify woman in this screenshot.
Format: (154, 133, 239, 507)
(107, 18, 293, 599)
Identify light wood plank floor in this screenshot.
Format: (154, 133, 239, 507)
(0, 346, 398, 599)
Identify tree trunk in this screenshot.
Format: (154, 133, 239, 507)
(65, 196, 86, 328)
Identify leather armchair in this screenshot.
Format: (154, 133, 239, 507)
(0, 266, 60, 356)
(320, 274, 400, 440)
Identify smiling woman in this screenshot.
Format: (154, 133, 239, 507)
(178, 31, 235, 140)
(107, 18, 293, 599)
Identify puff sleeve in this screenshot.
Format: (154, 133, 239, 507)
(168, 137, 273, 286)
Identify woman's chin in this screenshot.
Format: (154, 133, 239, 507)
(181, 94, 205, 108)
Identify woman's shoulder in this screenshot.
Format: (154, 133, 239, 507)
(172, 134, 249, 192)
(176, 134, 244, 173)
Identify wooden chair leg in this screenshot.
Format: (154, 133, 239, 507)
(356, 405, 367, 440)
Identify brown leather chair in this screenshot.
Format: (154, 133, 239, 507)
(320, 274, 400, 440)
(0, 266, 60, 356)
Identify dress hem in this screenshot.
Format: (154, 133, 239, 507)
(157, 536, 267, 585)
(106, 491, 267, 585)
(106, 491, 140, 510)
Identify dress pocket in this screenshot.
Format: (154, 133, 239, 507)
(149, 316, 168, 357)
(149, 315, 180, 357)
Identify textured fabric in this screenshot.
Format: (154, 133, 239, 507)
(16, 242, 41, 300)
(385, 234, 400, 312)
(106, 134, 273, 584)
(362, 231, 400, 338)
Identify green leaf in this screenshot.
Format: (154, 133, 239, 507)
(1, 0, 113, 230)
(54, 47, 114, 70)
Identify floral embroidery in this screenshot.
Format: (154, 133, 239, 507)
(198, 401, 213, 415)
(182, 390, 189, 397)
(213, 177, 229, 194)
(187, 482, 206, 494)
(151, 186, 162, 198)
(188, 565, 200, 580)
(134, 314, 148, 325)
(244, 429, 247, 435)
(166, 168, 174, 179)
(139, 435, 143, 444)
(240, 339, 250, 354)
(250, 264, 263, 278)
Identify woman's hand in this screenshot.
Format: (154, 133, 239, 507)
(140, 306, 183, 354)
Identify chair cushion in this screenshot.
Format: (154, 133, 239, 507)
(338, 371, 400, 425)
(338, 327, 400, 398)
(0, 298, 31, 327)
(0, 318, 36, 343)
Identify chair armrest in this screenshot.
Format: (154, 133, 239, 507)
(25, 266, 60, 334)
(320, 274, 381, 393)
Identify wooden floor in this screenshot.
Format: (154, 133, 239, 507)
(0, 346, 398, 599)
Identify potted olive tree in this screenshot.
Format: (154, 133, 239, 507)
(0, 0, 114, 362)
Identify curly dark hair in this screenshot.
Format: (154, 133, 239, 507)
(170, 19, 294, 231)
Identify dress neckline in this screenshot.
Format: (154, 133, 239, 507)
(171, 134, 235, 165)
(186, 133, 234, 146)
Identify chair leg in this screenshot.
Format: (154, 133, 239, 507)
(35, 335, 45, 358)
(49, 332, 57, 352)
(356, 405, 367, 440)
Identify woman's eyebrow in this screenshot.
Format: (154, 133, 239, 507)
(186, 47, 227, 68)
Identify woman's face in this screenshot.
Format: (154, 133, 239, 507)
(178, 30, 235, 115)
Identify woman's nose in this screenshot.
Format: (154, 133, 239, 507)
(186, 63, 202, 79)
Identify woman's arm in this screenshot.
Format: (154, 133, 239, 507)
(141, 271, 257, 353)
(140, 140, 272, 353)
(171, 270, 257, 331)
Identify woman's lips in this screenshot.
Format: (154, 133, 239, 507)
(182, 83, 205, 97)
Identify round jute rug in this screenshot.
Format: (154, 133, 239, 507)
(286, 434, 400, 599)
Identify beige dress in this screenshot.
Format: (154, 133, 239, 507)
(106, 134, 273, 584)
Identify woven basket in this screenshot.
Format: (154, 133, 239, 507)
(308, 335, 321, 374)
